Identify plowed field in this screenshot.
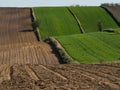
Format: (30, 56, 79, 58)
(0, 8, 59, 65)
(0, 63, 119, 90)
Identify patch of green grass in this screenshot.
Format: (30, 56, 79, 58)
(70, 6, 119, 32)
(34, 7, 80, 39)
(114, 28, 120, 33)
(55, 32, 120, 64)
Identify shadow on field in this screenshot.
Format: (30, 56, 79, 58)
(19, 30, 34, 32)
(45, 40, 67, 64)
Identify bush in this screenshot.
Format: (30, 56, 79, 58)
(45, 37, 74, 64)
(32, 20, 39, 30)
(97, 21, 103, 32)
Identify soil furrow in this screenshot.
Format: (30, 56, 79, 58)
(0, 8, 60, 65)
(67, 65, 120, 89)
(40, 65, 67, 80)
(25, 65, 39, 80)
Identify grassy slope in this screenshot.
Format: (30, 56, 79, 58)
(34, 7, 80, 39)
(70, 6, 119, 32)
(115, 28, 120, 33)
(55, 32, 120, 64)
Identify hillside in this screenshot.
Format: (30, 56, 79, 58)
(0, 6, 119, 90)
(69, 6, 119, 32)
(0, 8, 59, 65)
(34, 7, 80, 39)
(102, 4, 120, 25)
(55, 32, 120, 64)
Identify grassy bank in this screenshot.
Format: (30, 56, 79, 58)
(55, 32, 120, 64)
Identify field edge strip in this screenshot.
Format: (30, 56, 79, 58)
(67, 7, 85, 33)
(44, 37, 78, 64)
(31, 8, 41, 41)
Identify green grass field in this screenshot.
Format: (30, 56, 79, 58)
(115, 28, 120, 33)
(34, 7, 120, 64)
(70, 6, 119, 32)
(55, 32, 120, 64)
(34, 7, 80, 39)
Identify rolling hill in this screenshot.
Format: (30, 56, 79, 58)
(102, 4, 120, 25)
(34, 7, 80, 39)
(55, 32, 120, 64)
(69, 6, 119, 32)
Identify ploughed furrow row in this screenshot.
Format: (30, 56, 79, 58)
(46, 66, 100, 89)
(0, 65, 11, 84)
(67, 65, 120, 87)
(74, 64, 120, 78)
(0, 8, 59, 65)
(0, 64, 119, 89)
(0, 42, 59, 65)
(0, 8, 37, 44)
(0, 64, 40, 90)
(103, 63, 120, 68)
(46, 65, 120, 90)
(29, 65, 69, 89)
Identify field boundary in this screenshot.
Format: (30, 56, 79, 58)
(67, 7, 85, 33)
(45, 37, 77, 64)
(30, 8, 41, 41)
(101, 6, 120, 26)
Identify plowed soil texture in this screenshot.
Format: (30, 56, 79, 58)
(0, 8, 59, 65)
(0, 63, 119, 90)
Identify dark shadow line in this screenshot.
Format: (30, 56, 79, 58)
(101, 6, 120, 26)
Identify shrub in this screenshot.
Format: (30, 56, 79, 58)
(97, 21, 103, 32)
(32, 20, 39, 30)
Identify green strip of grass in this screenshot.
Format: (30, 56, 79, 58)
(55, 32, 120, 64)
(34, 7, 80, 39)
(114, 28, 120, 33)
(70, 6, 119, 32)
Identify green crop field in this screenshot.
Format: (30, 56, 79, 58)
(34, 7, 80, 39)
(115, 28, 120, 33)
(55, 32, 120, 64)
(34, 7, 120, 64)
(69, 6, 119, 32)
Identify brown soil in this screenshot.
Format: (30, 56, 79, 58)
(0, 8, 59, 65)
(0, 64, 119, 90)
